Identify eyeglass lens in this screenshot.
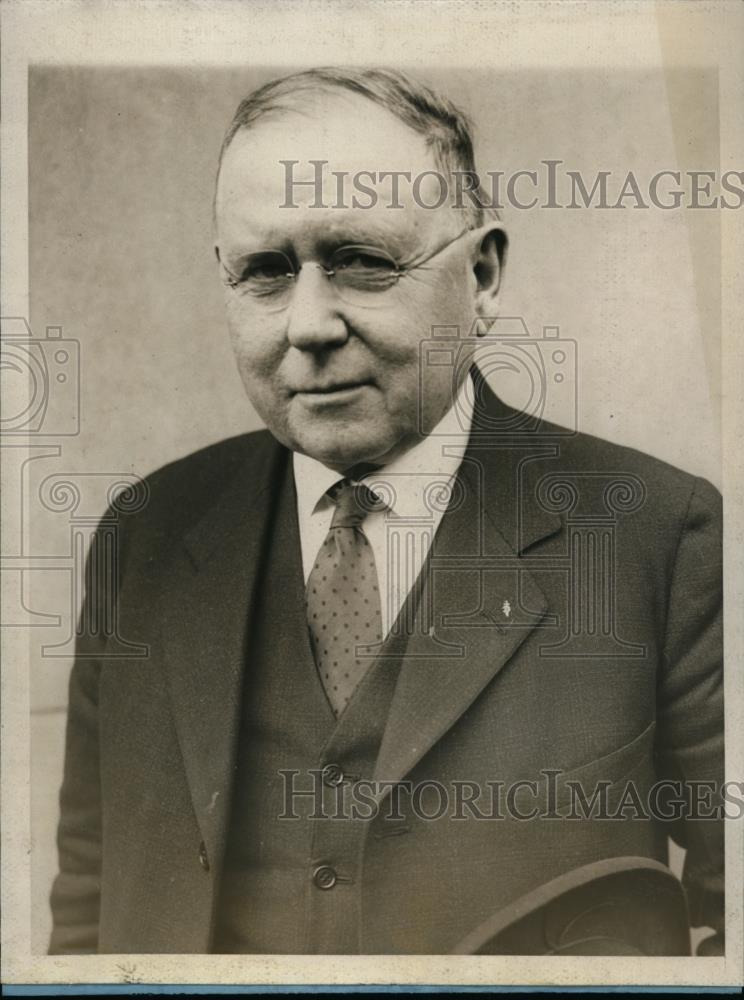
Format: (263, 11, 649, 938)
(223, 246, 401, 309)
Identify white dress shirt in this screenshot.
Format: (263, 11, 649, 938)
(293, 375, 475, 637)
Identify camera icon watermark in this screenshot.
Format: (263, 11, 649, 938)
(419, 317, 578, 438)
(1, 317, 80, 436)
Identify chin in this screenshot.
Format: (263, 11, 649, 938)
(295, 429, 396, 472)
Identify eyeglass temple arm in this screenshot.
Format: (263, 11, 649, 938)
(410, 226, 473, 270)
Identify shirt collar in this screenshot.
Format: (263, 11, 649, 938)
(293, 373, 475, 522)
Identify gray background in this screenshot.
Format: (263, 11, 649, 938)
(27, 65, 721, 950)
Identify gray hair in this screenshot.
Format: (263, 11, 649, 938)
(217, 66, 494, 226)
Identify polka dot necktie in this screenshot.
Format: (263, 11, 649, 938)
(306, 478, 384, 718)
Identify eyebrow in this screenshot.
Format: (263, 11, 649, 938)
(314, 218, 411, 250)
(225, 223, 416, 266)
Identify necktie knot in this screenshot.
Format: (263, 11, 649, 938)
(328, 478, 384, 529)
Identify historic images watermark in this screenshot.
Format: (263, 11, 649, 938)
(0, 316, 150, 659)
(280, 160, 744, 211)
(278, 769, 744, 823)
(335, 316, 649, 664)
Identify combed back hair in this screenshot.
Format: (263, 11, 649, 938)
(217, 67, 495, 227)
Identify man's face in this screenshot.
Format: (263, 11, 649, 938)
(214, 93, 498, 470)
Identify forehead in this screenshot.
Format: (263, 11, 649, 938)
(215, 92, 452, 249)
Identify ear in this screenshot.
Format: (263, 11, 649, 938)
(472, 223, 508, 319)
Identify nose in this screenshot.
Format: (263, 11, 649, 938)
(285, 264, 349, 352)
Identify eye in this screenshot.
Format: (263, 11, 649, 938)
(332, 247, 398, 273)
(242, 253, 293, 282)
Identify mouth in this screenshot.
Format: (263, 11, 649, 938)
(294, 380, 373, 397)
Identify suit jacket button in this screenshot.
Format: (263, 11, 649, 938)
(313, 864, 337, 890)
(198, 841, 210, 872)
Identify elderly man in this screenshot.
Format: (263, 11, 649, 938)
(50, 68, 723, 956)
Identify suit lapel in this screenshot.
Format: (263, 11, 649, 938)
(159, 436, 287, 868)
(374, 380, 564, 791)
(157, 379, 567, 839)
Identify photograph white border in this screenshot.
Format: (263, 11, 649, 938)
(2, 0, 742, 989)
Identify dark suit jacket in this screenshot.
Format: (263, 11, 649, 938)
(49, 385, 724, 954)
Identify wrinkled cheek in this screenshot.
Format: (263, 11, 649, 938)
(225, 305, 285, 384)
(438, 267, 473, 320)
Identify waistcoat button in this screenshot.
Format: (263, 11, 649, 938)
(312, 864, 337, 890)
(198, 841, 210, 872)
(322, 763, 344, 786)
